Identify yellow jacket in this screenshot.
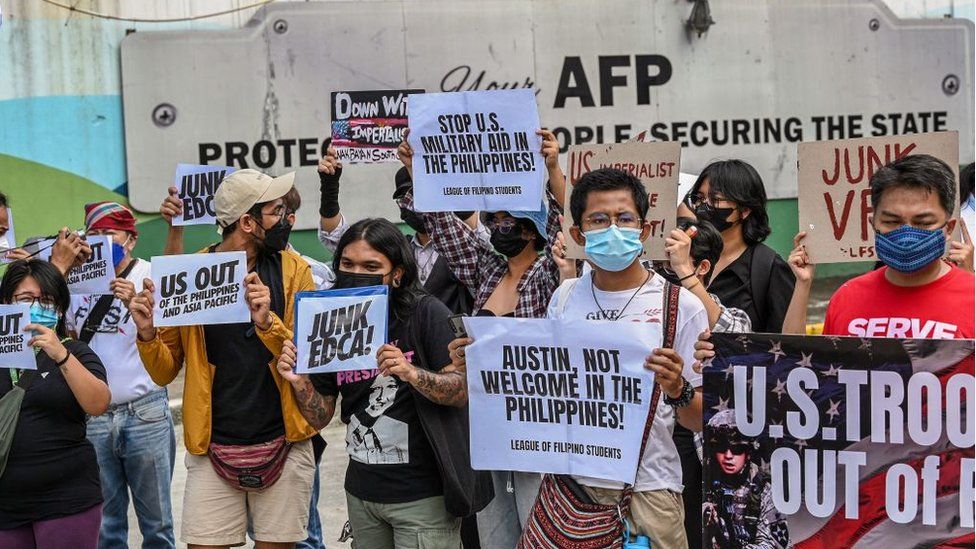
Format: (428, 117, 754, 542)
(137, 249, 318, 455)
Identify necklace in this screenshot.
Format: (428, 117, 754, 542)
(590, 270, 651, 321)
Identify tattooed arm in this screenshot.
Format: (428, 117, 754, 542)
(277, 339, 336, 429)
(377, 343, 468, 407)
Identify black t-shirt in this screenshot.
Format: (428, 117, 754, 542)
(708, 244, 795, 333)
(0, 340, 106, 528)
(205, 251, 285, 445)
(310, 296, 455, 504)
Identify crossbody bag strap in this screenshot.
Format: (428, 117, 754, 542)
(78, 258, 139, 344)
(621, 281, 680, 505)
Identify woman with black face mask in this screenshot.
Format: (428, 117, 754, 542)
(684, 160, 795, 333)
(280, 218, 491, 549)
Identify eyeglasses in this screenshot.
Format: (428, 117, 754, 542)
(686, 193, 735, 210)
(583, 212, 642, 229)
(13, 294, 56, 308)
(484, 218, 520, 234)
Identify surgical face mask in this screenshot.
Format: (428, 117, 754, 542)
(29, 302, 60, 330)
(875, 224, 947, 273)
(111, 235, 131, 266)
(490, 228, 530, 258)
(333, 270, 387, 289)
(399, 207, 426, 234)
(257, 218, 292, 254)
(583, 225, 644, 272)
(694, 203, 737, 233)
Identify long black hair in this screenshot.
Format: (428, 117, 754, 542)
(692, 160, 771, 245)
(0, 259, 71, 337)
(333, 218, 426, 321)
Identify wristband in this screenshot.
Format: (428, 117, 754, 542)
(319, 168, 342, 218)
(55, 350, 71, 367)
(663, 378, 695, 408)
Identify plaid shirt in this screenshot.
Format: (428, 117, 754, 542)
(401, 190, 561, 319)
(711, 292, 753, 333)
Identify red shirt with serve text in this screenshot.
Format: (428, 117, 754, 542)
(823, 264, 975, 339)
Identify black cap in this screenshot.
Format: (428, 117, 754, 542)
(393, 167, 412, 200)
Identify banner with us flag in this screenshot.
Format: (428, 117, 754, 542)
(703, 333, 974, 549)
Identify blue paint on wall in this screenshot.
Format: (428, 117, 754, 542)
(0, 95, 126, 193)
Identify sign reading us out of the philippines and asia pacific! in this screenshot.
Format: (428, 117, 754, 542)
(702, 333, 975, 548)
(151, 252, 249, 327)
(463, 315, 660, 483)
(330, 89, 422, 164)
(797, 131, 959, 264)
(561, 141, 680, 261)
(119, 0, 974, 229)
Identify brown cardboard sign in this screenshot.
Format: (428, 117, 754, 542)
(797, 131, 959, 264)
(561, 141, 681, 260)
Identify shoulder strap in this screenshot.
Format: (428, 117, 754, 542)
(621, 280, 680, 505)
(555, 275, 583, 317)
(78, 259, 139, 344)
(749, 245, 776, 330)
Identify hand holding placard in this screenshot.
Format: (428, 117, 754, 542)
(244, 272, 272, 330)
(160, 187, 183, 225)
(150, 252, 249, 327)
(129, 278, 157, 341)
(0, 304, 36, 371)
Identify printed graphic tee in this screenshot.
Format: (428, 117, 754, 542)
(311, 297, 455, 503)
(547, 272, 709, 492)
(66, 258, 163, 405)
(823, 264, 975, 339)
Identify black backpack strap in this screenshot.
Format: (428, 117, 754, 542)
(78, 259, 139, 344)
(749, 245, 776, 331)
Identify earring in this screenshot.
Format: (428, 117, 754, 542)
(392, 278, 401, 288)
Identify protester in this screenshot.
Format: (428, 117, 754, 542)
(703, 410, 788, 549)
(276, 217, 491, 549)
(396, 128, 564, 546)
(950, 162, 974, 273)
(60, 202, 176, 549)
(685, 160, 795, 332)
(0, 259, 111, 548)
(127, 169, 319, 548)
(316, 143, 485, 316)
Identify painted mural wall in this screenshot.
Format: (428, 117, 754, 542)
(1, 0, 973, 260)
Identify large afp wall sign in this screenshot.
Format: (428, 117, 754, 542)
(120, 0, 974, 229)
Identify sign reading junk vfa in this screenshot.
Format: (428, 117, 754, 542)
(120, 0, 974, 228)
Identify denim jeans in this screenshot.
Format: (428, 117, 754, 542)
(86, 389, 176, 549)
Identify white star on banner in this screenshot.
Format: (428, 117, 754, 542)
(712, 397, 730, 413)
(722, 363, 736, 380)
(772, 378, 787, 400)
(794, 438, 808, 451)
(768, 341, 786, 362)
(797, 352, 814, 369)
(824, 363, 841, 377)
(825, 399, 841, 423)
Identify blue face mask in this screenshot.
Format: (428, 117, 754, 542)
(111, 235, 130, 267)
(583, 226, 644, 272)
(875, 224, 947, 273)
(29, 302, 60, 330)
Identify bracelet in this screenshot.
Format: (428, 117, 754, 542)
(663, 378, 695, 408)
(55, 350, 71, 367)
(683, 279, 702, 292)
(678, 272, 697, 282)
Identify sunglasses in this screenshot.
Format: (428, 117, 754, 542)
(714, 444, 749, 456)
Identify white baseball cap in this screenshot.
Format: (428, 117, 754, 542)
(214, 169, 295, 233)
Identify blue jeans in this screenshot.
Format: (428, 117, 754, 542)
(86, 389, 176, 549)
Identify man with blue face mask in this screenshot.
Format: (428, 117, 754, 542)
(819, 154, 975, 338)
(550, 168, 709, 547)
(63, 201, 177, 549)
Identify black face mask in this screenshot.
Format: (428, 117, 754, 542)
(490, 228, 530, 258)
(333, 270, 387, 289)
(257, 218, 292, 254)
(399, 207, 427, 234)
(694, 203, 737, 233)
(454, 210, 475, 221)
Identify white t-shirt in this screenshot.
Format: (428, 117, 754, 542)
(66, 258, 163, 405)
(546, 272, 708, 492)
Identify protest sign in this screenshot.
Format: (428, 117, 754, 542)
(408, 89, 545, 212)
(151, 252, 248, 327)
(797, 131, 959, 263)
(331, 89, 422, 164)
(561, 141, 681, 260)
(38, 235, 115, 295)
(463, 316, 660, 483)
(0, 208, 15, 264)
(172, 164, 236, 226)
(703, 333, 975, 548)
(293, 286, 389, 374)
(0, 304, 36, 371)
